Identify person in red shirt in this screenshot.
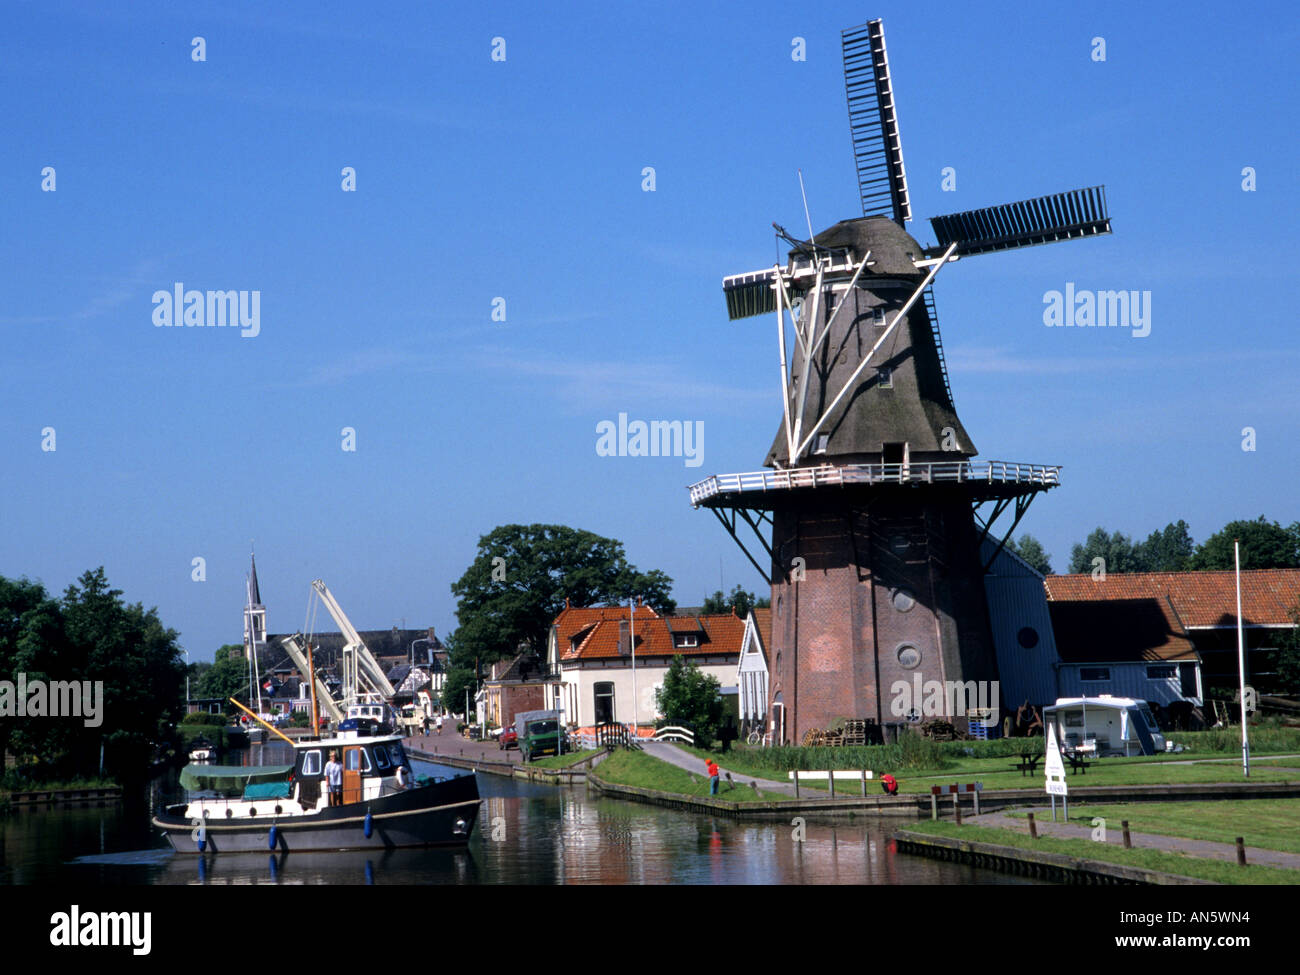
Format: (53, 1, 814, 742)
(706, 759, 720, 795)
(881, 773, 899, 796)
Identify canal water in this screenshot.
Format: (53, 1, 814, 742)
(1, 747, 1033, 885)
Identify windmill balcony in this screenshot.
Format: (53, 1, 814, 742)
(688, 460, 1061, 507)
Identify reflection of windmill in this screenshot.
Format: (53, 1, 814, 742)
(690, 19, 1111, 743)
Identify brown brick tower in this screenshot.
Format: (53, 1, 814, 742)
(689, 19, 1111, 743)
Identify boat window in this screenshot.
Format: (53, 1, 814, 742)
(388, 744, 405, 766)
(345, 748, 370, 772)
(301, 750, 322, 776)
(372, 746, 390, 770)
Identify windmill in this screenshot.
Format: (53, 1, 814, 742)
(689, 19, 1111, 744)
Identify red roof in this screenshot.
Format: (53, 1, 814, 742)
(1048, 596, 1197, 663)
(559, 611, 747, 662)
(1044, 569, 1300, 628)
(552, 604, 659, 650)
(753, 607, 773, 656)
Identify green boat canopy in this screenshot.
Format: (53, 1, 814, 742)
(180, 763, 293, 794)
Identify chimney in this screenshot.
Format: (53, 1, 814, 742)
(618, 619, 630, 656)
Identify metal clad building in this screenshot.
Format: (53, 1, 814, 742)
(981, 539, 1060, 710)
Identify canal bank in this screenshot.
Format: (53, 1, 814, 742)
(893, 829, 1213, 885)
(404, 738, 601, 785)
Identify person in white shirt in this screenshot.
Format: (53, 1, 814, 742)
(324, 751, 343, 806)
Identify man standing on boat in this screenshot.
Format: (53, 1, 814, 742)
(325, 750, 343, 807)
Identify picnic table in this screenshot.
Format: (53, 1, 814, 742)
(1014, 752, 1042, 776)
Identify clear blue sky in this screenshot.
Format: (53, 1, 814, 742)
(2, 1, 1296, 662)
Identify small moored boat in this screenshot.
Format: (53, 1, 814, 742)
(154, 728, 478, 853)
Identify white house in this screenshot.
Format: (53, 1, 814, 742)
(545, 602, 748, 731)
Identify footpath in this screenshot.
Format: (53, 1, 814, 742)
(966, 806, 1300, 871)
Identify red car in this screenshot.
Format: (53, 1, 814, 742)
(498, 726, 518, 750)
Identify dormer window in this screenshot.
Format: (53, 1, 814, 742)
(674, 633, 699, 648)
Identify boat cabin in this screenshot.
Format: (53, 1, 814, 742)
(177, 731, 417, 822)
(292, 731, 413, 808)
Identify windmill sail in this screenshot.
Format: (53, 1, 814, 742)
(928, 185, 1111, 258)
(843, 19, 910, 225)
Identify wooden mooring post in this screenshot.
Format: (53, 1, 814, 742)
(1027, 812, 1037, 838)
(1122, 821, 1132, 849)
(860, 770, 868, 797)
(1236, 837, 1247, 866)
(952, 793, 962, 825)
(792, 769, 800, 799)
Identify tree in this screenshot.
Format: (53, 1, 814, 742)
(655, 655, 723, 748)
(60, 567, 186, 779)
(449, 524, 676, 669)
(701, 585, 769, 617)
(1133, 520, 1195, 572)
(0, 576, 70, 773)
(1006, 535, 1053, 575)
(1191, 516, 1300, 570)
(441, 666, 478, 721)
(1068, 527, 1140, 575)
(197, 645, 252, 706)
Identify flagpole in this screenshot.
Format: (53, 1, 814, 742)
(630, 596, 638, 737)
(1235, 538, 1250, 778)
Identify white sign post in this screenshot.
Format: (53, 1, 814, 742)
(1045, 720, 1068, 821)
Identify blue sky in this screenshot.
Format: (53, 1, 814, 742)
(2, 1, 1296, 662)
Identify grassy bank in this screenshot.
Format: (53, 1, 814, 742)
(1007, 799, 1300, 855)
(903, 820, 1300, 885)
(592, 750, 786, 803)
(683, 740, 1300, 794)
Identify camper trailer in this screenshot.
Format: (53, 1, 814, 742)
(1043, 696, 1167, 757)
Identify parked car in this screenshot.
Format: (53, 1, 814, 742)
(499, 726, 518, 750)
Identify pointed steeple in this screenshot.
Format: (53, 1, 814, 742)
(247, 553, 263, 607)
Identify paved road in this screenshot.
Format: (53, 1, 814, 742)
(968, 806, 1300, 871)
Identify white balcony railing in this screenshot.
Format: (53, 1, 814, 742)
(687, 460, 1061, 506)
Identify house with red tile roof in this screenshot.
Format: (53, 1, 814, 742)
(543, 601, 755, 733)
(1045, 569, 1300, 694)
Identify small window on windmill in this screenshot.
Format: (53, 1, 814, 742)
(876, 366, 893, 388)
(872, 306, 888, 327)
(813, 434, 830, 454)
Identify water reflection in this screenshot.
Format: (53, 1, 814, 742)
(1, 760, 1038, 885)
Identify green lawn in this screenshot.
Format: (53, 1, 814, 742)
(591, 749, 787, 803)
(677, 742, 1300, 794)
(895, 761, 1300, 793)
(1007, 799, 1300, 855)
(903, 820, 1300, 885)
(529, 749, 603, 769)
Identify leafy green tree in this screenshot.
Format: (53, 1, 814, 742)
(655, 655, 723, 748)
(701, 585, 769, 617)
(441, 665, 478, 720)
(197, 645, 252, 705)
(449, 524, 675, 669)
(1134, 520, 1195, 572)
(1007, 535, 1053, 575)
(60, 568, 186, 779)
(0, 576, 71, 773)
(1068, 527, 1141, 575)
(1191, 516, 1300, 570)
